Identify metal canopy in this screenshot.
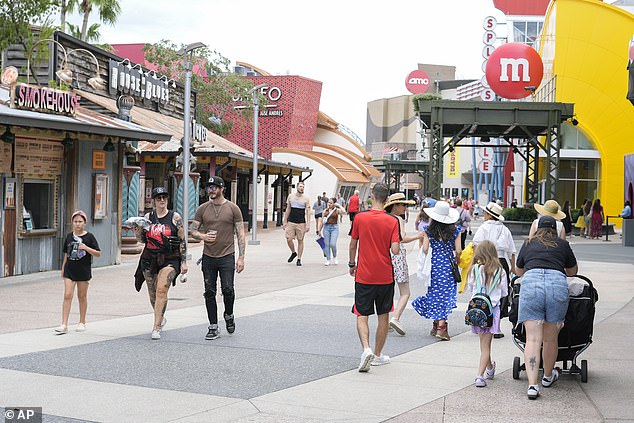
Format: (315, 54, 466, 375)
(370, 159, 429, 192)
(417, 100, 574, 203)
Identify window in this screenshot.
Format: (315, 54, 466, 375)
(21, 177, 58, 232)
(512, 21, 544, 47)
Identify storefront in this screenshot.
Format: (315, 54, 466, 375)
(0, 83, 169, 277)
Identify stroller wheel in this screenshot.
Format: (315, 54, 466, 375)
(581, 360, 588, 383)
(513, 356, 521, 380)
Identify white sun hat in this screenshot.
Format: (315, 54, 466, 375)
(426, 200, 460, 224)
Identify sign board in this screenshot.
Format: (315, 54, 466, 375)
(479, 146, 494, 159)
(478, 159, 494, 174)
(405, 70, 430, 94)
(108, 59, 172, 104)
(0, 142, 12, 173)
(14, 138, 64, 175)
(485, 42, 544, 99)
(11, 84, 81, 117)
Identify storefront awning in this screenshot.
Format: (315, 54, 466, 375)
(0, 95, 170, 142)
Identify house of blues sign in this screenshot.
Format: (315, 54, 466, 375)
(108, 59, 172, 104)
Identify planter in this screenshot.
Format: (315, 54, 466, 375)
(504, 220, 533, 236)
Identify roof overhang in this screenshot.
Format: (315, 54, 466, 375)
(417, 100, 575, 140)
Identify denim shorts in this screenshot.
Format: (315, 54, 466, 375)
(518, 269, 569, 324)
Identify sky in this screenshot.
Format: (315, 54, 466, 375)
(65, 0, 518, 141)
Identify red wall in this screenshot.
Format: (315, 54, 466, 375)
(493, 0, 550, 16)
(225, 76, 322, 159)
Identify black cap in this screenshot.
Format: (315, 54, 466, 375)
(206, 176, 225, 188)
(538, 215, 557, 230)
(152, 187, 169, 198)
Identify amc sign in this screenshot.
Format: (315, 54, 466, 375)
(485, 43, 543, 99)
(405, 70, 430, 95)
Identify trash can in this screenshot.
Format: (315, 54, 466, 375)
(623, 219, 634, 247)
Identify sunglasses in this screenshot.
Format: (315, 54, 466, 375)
(207, 185, 221, 191)
(155, 195, 168, 201)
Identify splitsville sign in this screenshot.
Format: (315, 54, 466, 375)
(108, 59, 172, 104)
(11, 83, 81, 116)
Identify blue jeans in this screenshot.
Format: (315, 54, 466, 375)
(323, 223, 339, 260)
(202, 253, 235, 325)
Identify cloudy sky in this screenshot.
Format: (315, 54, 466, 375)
(65, 0, 534, 140)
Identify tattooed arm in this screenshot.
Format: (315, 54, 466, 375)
(173, 212, 188, 274)
(234, 219, 246, 273)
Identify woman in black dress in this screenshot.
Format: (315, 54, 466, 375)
(56, 210, 101, 334)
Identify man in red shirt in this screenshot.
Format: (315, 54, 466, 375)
(348, 183, 401, 372)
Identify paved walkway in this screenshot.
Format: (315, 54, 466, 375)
(0, 215, 633, 422)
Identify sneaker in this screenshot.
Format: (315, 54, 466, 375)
(325, 259, 330, 266)
(389, 317, 406, 336)
(475, 376, 487, 387)
(527, 385, 540, 400)
(54, 325, 68, 334)
(333, 257, 339, 265)
(224, 313, 235, 334)
(542, 368, 560, 387)
(296, 259, 302, 266)
(287, 252, 297, 263)
(160, 317, 167, 329)
(371, 354, 391, 366)
(205, 324, 220, 340)
(493, 333, 505, 339)
(151, 329, 161, 340)
(75, 323, 86, 332)
(358, 348, 375, 372)
(485, 362, 496, 379)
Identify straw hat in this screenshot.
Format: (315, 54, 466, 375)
(534, 200, 566, 220)
(425, 200, 460, 224)
(384, 192, 415, 209)
(483, 202, 505, 222)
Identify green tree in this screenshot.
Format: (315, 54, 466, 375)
(75, 0, 121, 42)
(59, 0, 78, 32)
(143, 40, 263, 136)
(0, 0, 59, 82)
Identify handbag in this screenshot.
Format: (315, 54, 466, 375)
(442, 241, 461, 284)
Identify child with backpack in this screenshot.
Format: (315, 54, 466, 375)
(465, 240, 508, 387)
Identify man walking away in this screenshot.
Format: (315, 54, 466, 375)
(282, 181, 311, 266)
(347, 190, 361, 235)
(349, 183, 401, 372)
(191, 176, 246, 340)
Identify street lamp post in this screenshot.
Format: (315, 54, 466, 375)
(179, 42, 206, 244)
(249, 83, 268, 246)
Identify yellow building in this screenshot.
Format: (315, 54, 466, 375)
(540, 0, 634, 219)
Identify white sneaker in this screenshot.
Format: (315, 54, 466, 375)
(76, 323, 86, 332)
(151, 329, 161, 340)
(325, 259, 330, 266)
(485, 361, 496, 379)
(389, 317, 406, 336)
(54, 325, 68, 334)
(371, 354, 391, 366)
(358, 348, 375, 372)
(333, 257, 339, 265)
(542, 368, 560, 387)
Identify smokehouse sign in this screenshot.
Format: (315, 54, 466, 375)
(11, 84, 81, 117)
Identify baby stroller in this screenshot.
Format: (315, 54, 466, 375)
(508, 274, 598, 383)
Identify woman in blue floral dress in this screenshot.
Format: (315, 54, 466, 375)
(412, 201, 462, 340)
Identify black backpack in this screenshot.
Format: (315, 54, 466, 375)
(465, 264, 502, 328)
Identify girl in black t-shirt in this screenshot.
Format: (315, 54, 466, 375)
(55, 210, 101, 334)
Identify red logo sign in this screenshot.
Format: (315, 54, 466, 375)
(485, 43, 544, 99)
(405, 70, 430, 94)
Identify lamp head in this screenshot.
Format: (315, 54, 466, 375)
(88, 76, 106, 91)
(56, 67, 73, 85)
(62, 132, 74, 148)
(1, 126, 15, 144)
(103, 138, 116, 152)
(178, 42, 207, 55)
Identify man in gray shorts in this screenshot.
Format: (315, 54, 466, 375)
(282, 181, 311, 266)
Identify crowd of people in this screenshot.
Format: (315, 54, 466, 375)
(56, 181, 630, 400)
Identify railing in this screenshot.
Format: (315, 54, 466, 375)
(604, 215, 621, 242)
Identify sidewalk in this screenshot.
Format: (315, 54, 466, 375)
(0, 215, 633, 422)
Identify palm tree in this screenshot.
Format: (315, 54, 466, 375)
(77, 0, 121, 41)
(59, 0, 79, 32)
